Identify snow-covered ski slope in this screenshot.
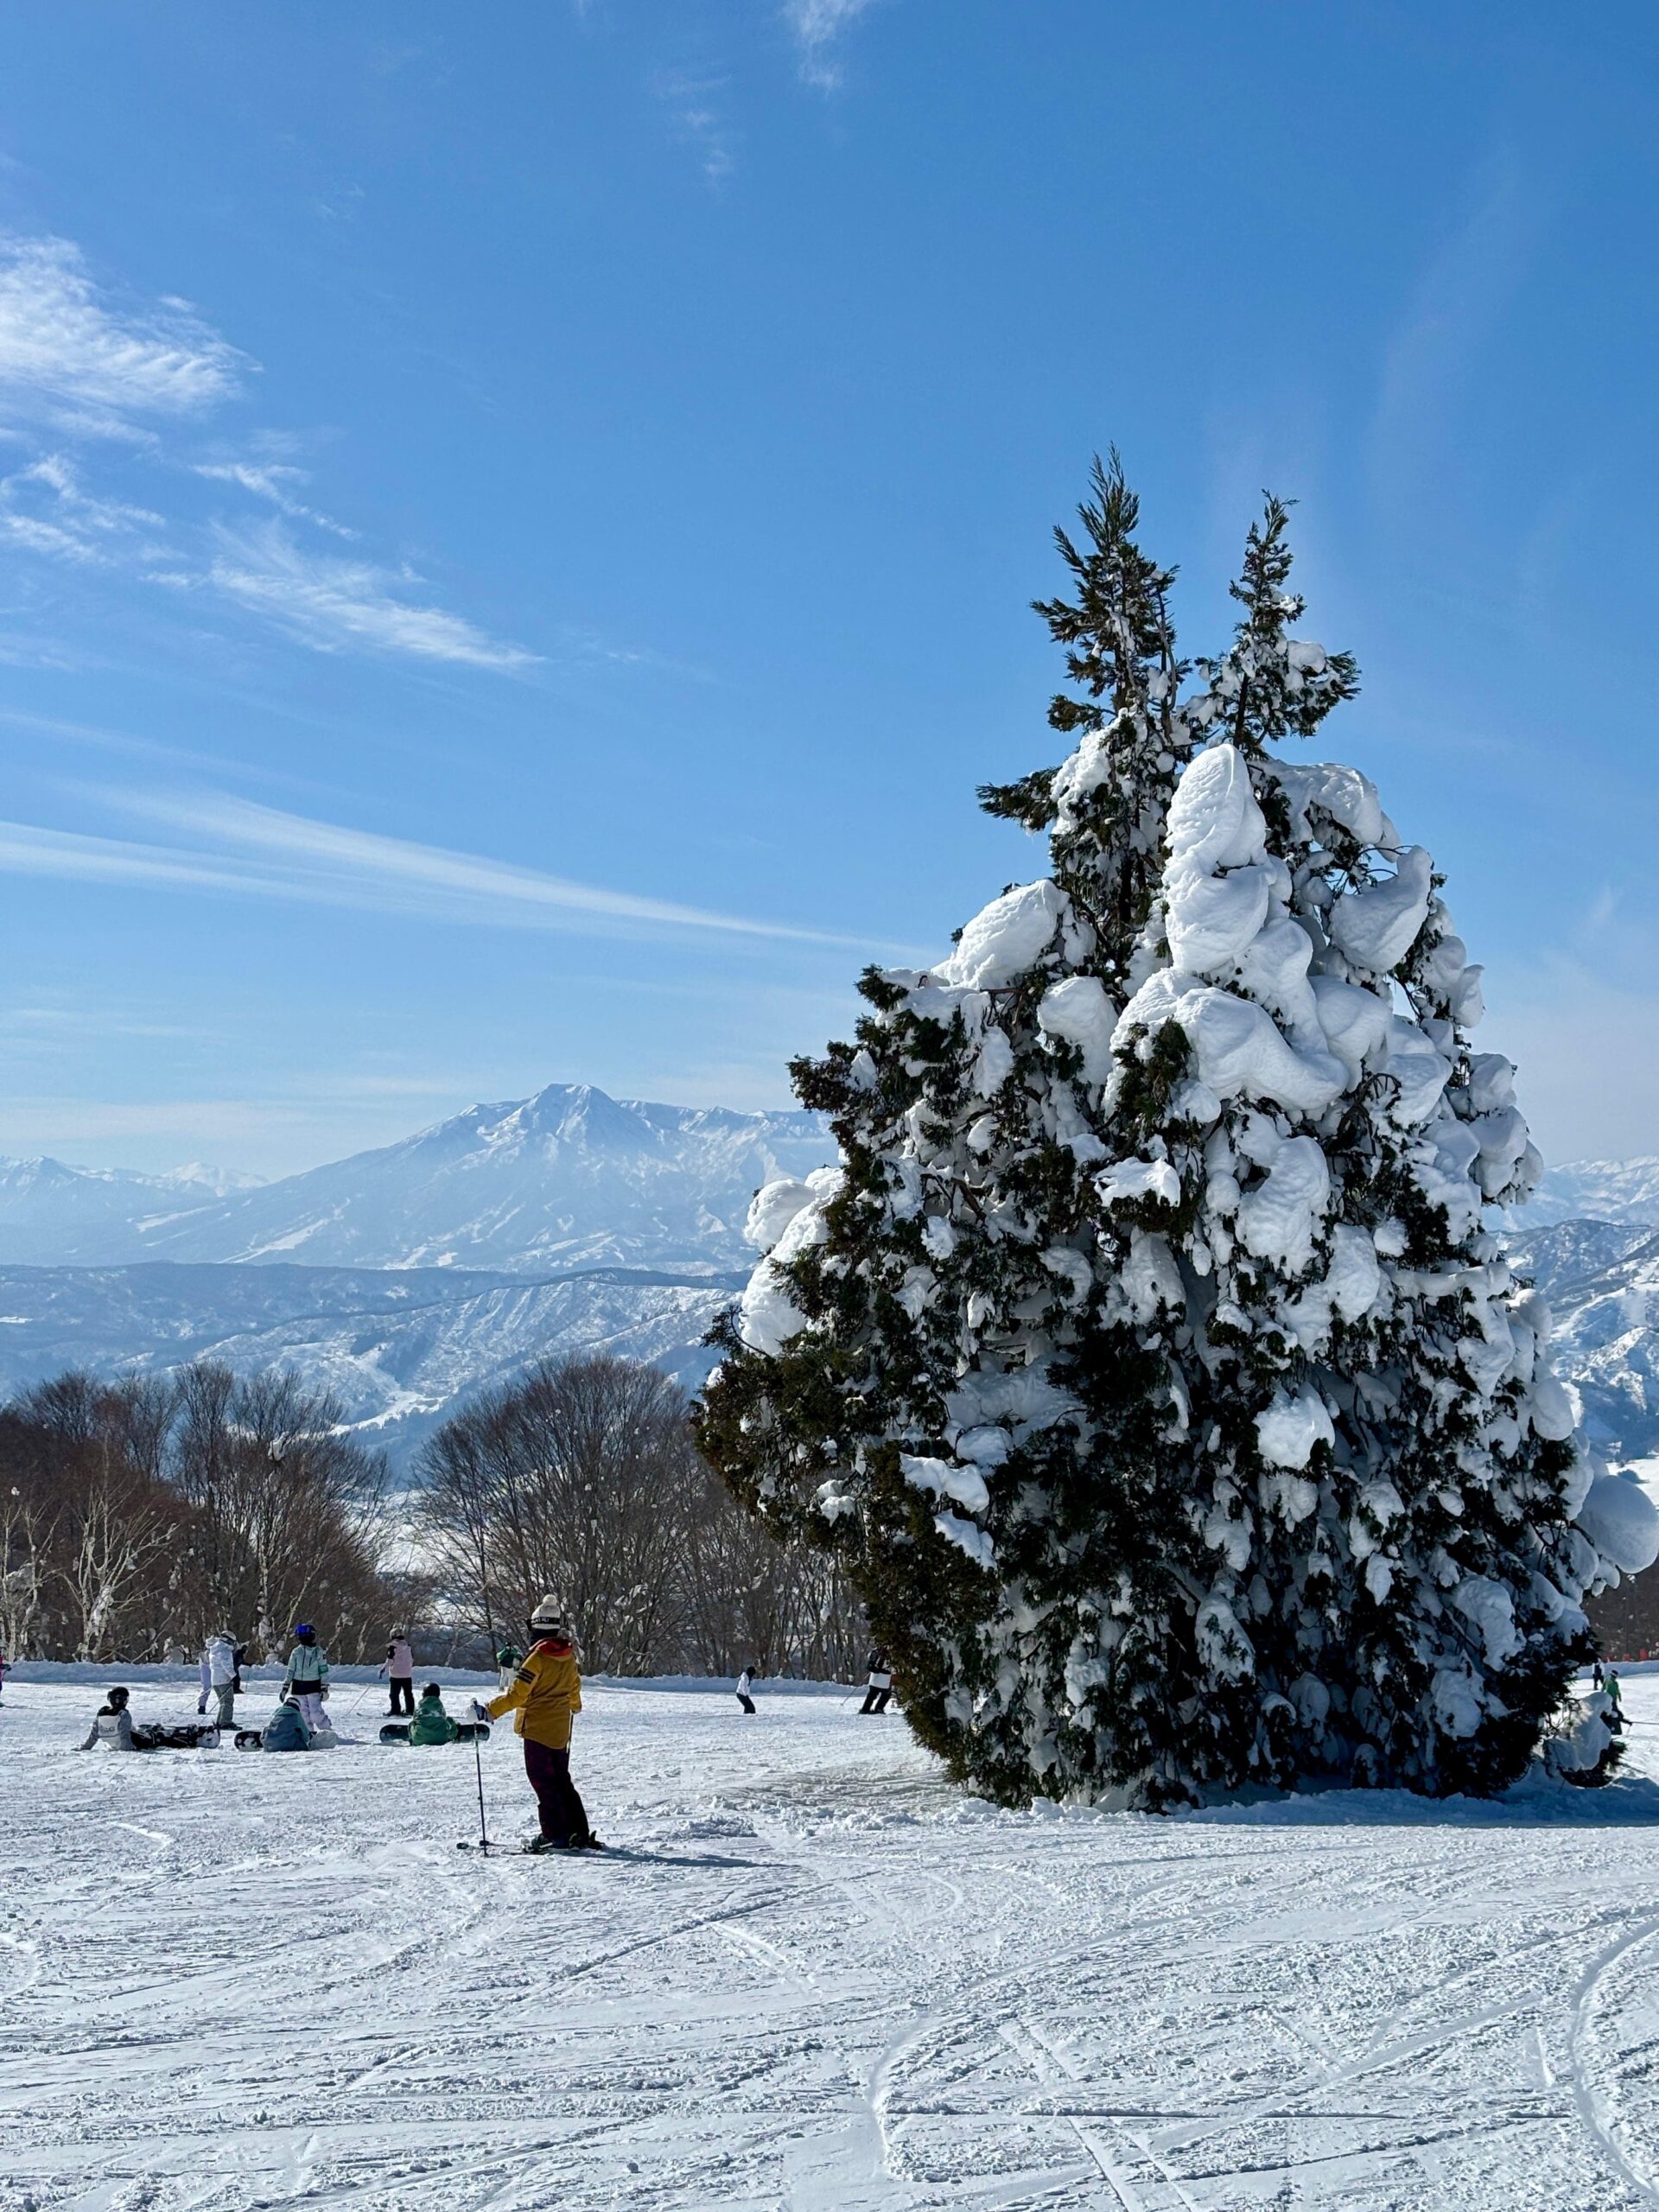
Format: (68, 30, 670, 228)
(9, 1673, 1659, 2209)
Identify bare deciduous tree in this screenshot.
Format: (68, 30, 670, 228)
(418, 1355, 866, 1677)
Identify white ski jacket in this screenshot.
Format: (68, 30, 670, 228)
(82, 1708, 137, 1750)
(200, 1637, 236, 1693)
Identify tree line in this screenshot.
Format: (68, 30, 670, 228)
(1, 1352, 866, 1677)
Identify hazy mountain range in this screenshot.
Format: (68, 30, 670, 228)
(0, 1091, 1653, 1469)
(0, 1084, 830, 1273)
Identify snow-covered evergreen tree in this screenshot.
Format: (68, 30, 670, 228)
(696, 460, 1657, 1808)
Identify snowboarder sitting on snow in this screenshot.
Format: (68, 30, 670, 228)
(77, 1687, 219, 1751)
(382, 1683, 491, 1746)
(80, 1686, 149, 1751)
(381, 1630, 416, 1717)
(860, 1647, 893, 1715)
(477, 1598, 598, 1852)
(281, 1623, 330, 1733)
(410, 1683, 460, 1745)
(198, 1630, 238, 1729)
(261, 1694, 314, 1751)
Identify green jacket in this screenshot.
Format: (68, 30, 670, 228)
(409, 1692, 458, 1746)
(283, 1642, 329, 1693)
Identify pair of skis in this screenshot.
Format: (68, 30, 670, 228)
(456, 1727, 605, 1853)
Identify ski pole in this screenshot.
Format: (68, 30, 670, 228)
(472, 1722, 493, 1856)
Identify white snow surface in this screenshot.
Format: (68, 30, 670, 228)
(14, 1666, 1659, 2209)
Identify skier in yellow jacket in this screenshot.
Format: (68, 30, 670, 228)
(477, 1596, 600, 1852)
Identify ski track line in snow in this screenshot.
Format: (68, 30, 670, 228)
(1570, 1909, 1659, 2202)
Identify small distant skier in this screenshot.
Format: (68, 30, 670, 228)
(1606, 1667, 1627, 1728)
(282, 1622, 331, 1735)
(477, 1598, 598, 1852)
(198, 1630, 238, 1729)
(735, 1662, 760, 1716)
(860, 1647, 893, 1716)
(232, 1639, 250, 1695)
(381, 1630, 416, 1717)
(496, 1639, 524, 1691)
(1593, 1657, 1605, 1691)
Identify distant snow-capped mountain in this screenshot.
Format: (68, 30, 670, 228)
(1507, 1158, 1659, 1231)
(0, 1083, 832, 1274)
(4, 1100, 1656, 1472)
(0, 1260, 737, 1464)
(1507, 1218, 1659, 1463)
(0, 1155, 266, 1264)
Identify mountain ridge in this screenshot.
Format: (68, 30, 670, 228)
(0, 1081, 832, 1274)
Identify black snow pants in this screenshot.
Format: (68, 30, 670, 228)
(524, 1738, 588, 1845)
(387, 1676, 415, 1716)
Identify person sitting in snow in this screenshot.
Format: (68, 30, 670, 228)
(409, 1682, 460, 1745)
(261, 1693, 314, 1752)
(281, 1622, 330, 1733)
(476, 1599, 598, 1852)
(80, 1686, 148, 1751)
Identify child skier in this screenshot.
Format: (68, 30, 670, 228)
(735, 1662, 760, 1715)
(381, 1630, 416, 1717)
(281, 1623, 330, 1733)
(495, 1639, 524, 1691)
(198, 1631, 238, 1729)
(860, 1648, 893, 1715)
(477, 1598, 598, 1852)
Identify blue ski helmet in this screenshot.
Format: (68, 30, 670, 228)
(292, 1622, 315, 1643)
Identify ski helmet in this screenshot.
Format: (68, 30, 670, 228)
(292, 1622, 315, 1643)
(108, 1686, 130, 1707)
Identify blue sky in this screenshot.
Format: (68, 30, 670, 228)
(0, 2, 1656, 1177)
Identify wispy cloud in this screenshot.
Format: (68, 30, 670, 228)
(10, 786, 892, 951)
(0, 451, 164, 565)
(202, 519, 537, 671)
(655, 69, 739, 183)
(0, 234, 246, 432)
(0, 231, 537, 675)
(783, 0, 883, 89)
(194, 461, 357, 538)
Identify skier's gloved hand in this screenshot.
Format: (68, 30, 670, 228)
(470, 1700, 491, 1724)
